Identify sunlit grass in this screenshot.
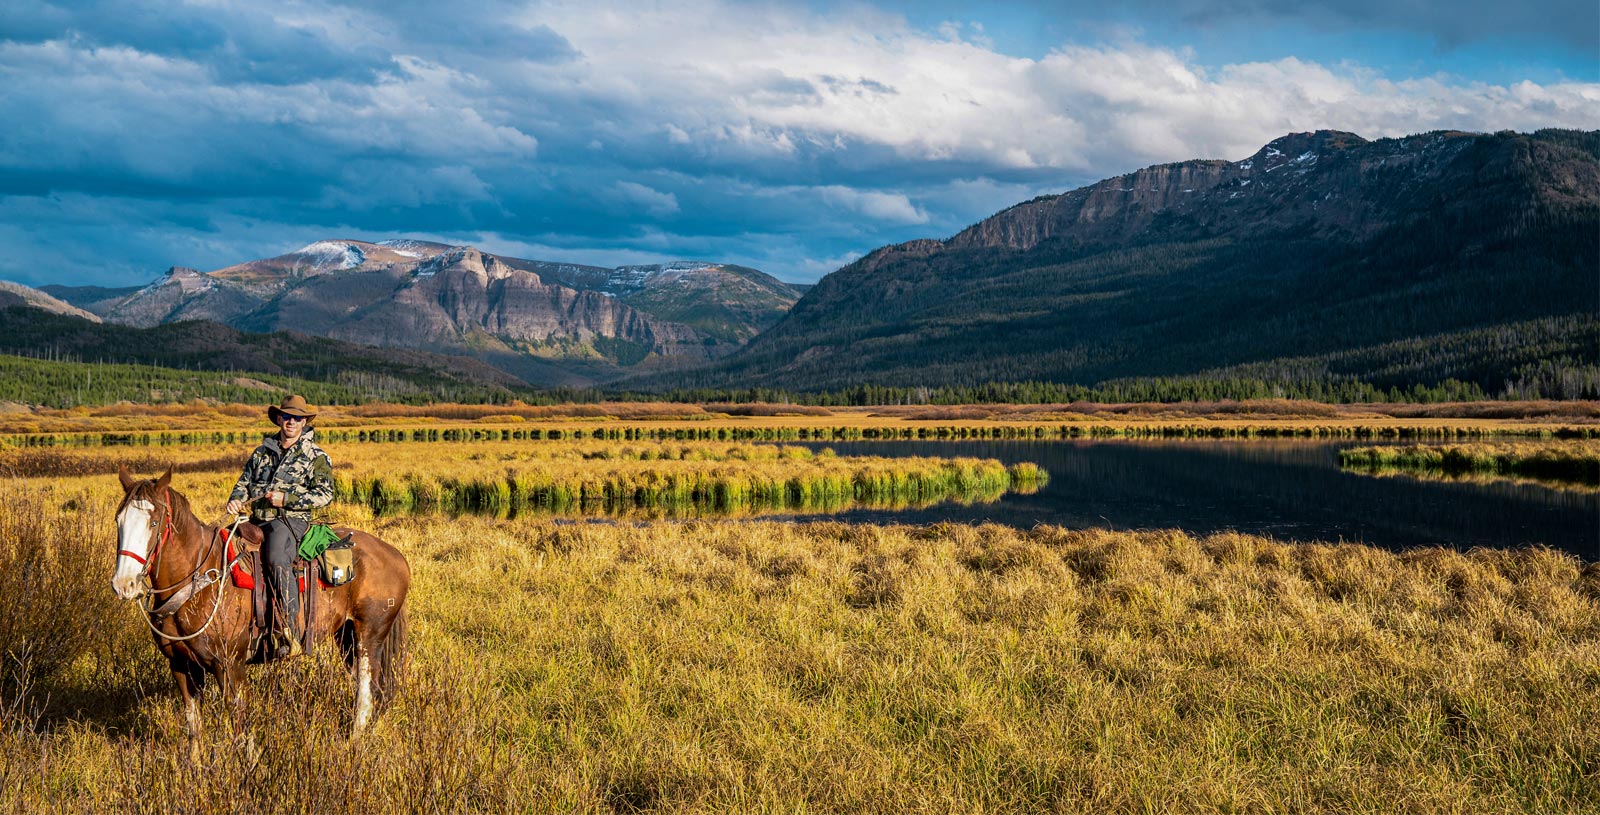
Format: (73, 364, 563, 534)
(2, 398, 1595, 443)
(3, 448, 1597, 812)
(7, 497, 1600, 811)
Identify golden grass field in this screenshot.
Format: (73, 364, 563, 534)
(3, 430, 1599, 813)
(2, 398, 1597, 440)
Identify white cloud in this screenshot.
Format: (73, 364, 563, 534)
(818, 186, 928, 224)
(796, 251, 865, 280)
(612, 181, 680, 217)
(507, 1, 1599, 174)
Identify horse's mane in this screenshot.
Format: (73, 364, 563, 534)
(118, 475, 198, 524)
(117, 478, 159, 513)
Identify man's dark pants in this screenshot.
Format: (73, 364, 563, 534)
(260, 517, 307, 636)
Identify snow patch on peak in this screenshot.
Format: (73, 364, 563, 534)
(140, 267, 198, 293)
(292, 241, 367, 272)
(377, 239, 440, 259)
(661, 261, 719, 273)
(412, 246, 476, 279)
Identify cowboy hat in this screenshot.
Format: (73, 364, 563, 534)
(267, 394, 317, 421)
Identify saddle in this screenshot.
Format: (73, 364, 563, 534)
(221, 522, 352, 660)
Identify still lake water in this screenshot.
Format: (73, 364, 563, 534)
(794, 440, 1600, 561)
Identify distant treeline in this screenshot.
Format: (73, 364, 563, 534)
(658, 377, 1493, 407)
(0, 354, 542, 408)
(3, 350, 1596, 410)
(0, 306, 532, 404)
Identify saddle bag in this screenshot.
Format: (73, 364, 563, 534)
(298, 524, 356, 587)
(321, 533, 356, 587)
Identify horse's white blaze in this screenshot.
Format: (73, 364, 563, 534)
(354, 652, 374, 733)
(112, 499, 155, 599)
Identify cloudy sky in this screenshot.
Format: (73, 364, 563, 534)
(2, 0, 1596, 288)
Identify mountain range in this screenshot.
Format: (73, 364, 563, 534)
(23, 127, 1600, 401)
(43, 239, 803, 386)
(662, 128, 1598, 396)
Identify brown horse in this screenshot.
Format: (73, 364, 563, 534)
(112, 467, 410, 755)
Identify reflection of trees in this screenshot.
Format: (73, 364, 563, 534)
(807, 441, 1600, 560)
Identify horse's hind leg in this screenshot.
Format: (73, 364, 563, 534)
(353, 643, 375, 735)
(330, 622, 373, 735)
(349, 612, 400, 736)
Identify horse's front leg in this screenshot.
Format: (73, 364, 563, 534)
(171, 661, 205, 765)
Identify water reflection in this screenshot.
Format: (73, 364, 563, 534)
(798, 440, 1600, 560)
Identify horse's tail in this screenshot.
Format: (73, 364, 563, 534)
(373, 605, 407, 706)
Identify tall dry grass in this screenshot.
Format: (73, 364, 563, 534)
(2, 466, 1598, 813)
(3, 398, 1597, 440)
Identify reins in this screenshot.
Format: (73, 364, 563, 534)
(127, 487, 247, 642)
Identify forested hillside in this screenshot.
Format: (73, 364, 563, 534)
(654, 129, 1598, 399)
(0, 307, 533, 404)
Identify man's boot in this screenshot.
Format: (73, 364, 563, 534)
(271, 565, 303, 659)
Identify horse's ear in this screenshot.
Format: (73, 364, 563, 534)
(155, 468, 172, 490)
(118, 465, 137, 492)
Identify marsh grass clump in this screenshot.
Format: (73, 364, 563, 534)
(1341, 440, 1600, 486)
(329, 443, 1033, 518)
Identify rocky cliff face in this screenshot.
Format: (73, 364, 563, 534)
(330, 247, 711, 364)
(104, 267, 261, 328)
(846, 129, 1598, 281)
(942, 130, 1376, 253)
(509, 259, 804, 344)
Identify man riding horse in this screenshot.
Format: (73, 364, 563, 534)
(224, 394, 334, 659)
(113, 401, 409, 746)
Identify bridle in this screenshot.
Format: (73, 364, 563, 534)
(118, 483, 245, 642)
(118, 487, 177, 577)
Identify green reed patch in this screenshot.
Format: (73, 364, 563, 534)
(1340, 441, 1600, 487)
(334, 455, 1039, 517)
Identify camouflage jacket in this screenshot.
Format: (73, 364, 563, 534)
(228, 430, 335, 523)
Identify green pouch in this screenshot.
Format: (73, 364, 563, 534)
(297, 524, 341, 561)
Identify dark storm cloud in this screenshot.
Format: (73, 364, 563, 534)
(1076, 0, 1597, 52)
(0, 0, 1594, 289)
(0, 1, 394, 84)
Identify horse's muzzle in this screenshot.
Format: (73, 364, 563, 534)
(111, 574, 147, 601)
